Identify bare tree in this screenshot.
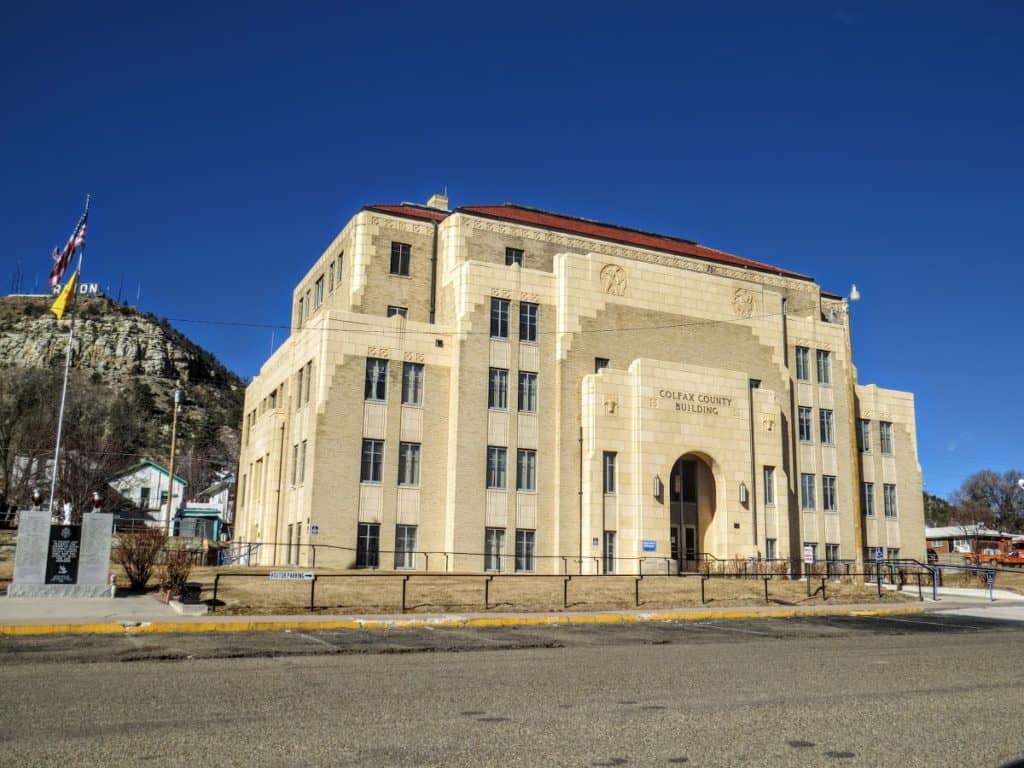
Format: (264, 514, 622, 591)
(950, 469, 1024, 534)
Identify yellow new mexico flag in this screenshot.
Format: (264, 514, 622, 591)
(50, 271, 79, 320)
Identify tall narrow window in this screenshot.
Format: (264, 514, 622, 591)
(795, 346, 810, 381)
(801, 473, 816, 510)
(516, 449, 537, 492)
(402, 362, 424, 406)
(825, 543, 840, 563)
(296, 367, 304, 411)
(360, 439, 384, 483)
(328, 261, 335, 292)
(490, 297, 510, 338)
(484, 528, 505, 572)
(488, 368, 508, 410)
(296, 297, 304, 328)
(314, 275, 324, 308)
(290, 444, 298, 485)
(603, 531, 616, 574)
(819, 409, 834, 445)
(398, 442, 421, 486)
(798, 406, 813, 443)
(816, 349, 832, 385)
(862, 482, 875, 516)
(883, 483, 898, 517)
(390, 242, 411, 276)
(394, 525, 417, 570)
(763, 466, 775, 505)
(365, 358, 387, 401)
(505, 247, 524, 267)
(857, 419, 871, 452)
(603, 452, 617, 494)
(765, 538, 777, 561)
(518, 371, 538, 413)
(356, 523, 380, 568)
(822, 475, 836, 512)
(515, 529, 536, 572)
(880, 421, 894, 455)
(298, 440, 307, 483)
(304, 361, 312, 404)
(519, 302, 538, 342)
(486, 447, 507, 489)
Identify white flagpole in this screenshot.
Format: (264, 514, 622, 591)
(47, 196, 89, 522)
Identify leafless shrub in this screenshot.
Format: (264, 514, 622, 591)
(114, 528, 167, 591)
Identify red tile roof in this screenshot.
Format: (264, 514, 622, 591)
(364, 202, 810, 281)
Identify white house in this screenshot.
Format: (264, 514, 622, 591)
(107, 460, 187, 529)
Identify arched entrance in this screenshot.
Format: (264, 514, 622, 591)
(669, 453, 717, 573)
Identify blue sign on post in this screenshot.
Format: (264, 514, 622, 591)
(642, 540, 657, 553)
(876, 546, 885, 562)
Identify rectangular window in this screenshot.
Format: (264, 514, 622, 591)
(795, 346, 810, 381)
(484, 528, 505, 572)
(862, 482, 875, 516)
(516, 449, 537, 492)
(518, 371, 538, 413)
(603, 452, 617, 494)
(398, 442, 421, 487)
(763, 466, 775, 506)
(304, 361, 312, 404)
(857, 419, 871, 452)
(801, 473, 816, 510)
(488, 368, 508, 410)
(880, 421, 894, 455)
(798, 406, 813, 443)
(816, 349, 832, 385)
(825, 543, 840, 563)
(819, 409, 834, 445)
(140, 486, 151, 507)
(296, 366, 304, 411)
(603, 531, 616, 574)
(519, 302, 538, 343)
(314, 275, 324, 308)
(356, 523, 380, 568)
(490, 297, 510, 338)
(360, 439, 384, 483)
(822, 475, 836, 512)
(505, 247, 524, 267)
(337, 253, 343, 285)
(390, 242, 411, 276)
(515, 529, 536, 572)
(765, 538, 777, 561)
(365, 358, 388, 401)
(394, 524, 417, 570)
(884, 483, 898, 517)
(595, 357, 610, 373)
(328, 261, 335, 292)
(296, 297, 304, 328)
(486, 446, 507, 489)
(886, 547, 900, 561)
(387, 305, 408, 318)
(298, 440, 307, 483)
(402, 362, 424, 406)
(286, 523, 294, 565)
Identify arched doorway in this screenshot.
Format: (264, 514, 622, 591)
(669, 453, 717, 573)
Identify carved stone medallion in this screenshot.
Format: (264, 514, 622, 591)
(600, 264, 627, 296)
(732, 288, 755, 318)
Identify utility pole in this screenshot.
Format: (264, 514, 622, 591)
(165, 387, 181, 535)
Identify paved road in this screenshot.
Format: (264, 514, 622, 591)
(3, 614, 1023, 767)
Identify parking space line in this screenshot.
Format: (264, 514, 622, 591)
(287, 630, 338, 649)
(870, 616, 982, 631)
(691, 622, 776, 637)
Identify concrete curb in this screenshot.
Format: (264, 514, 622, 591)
(0, 602, 933, 637)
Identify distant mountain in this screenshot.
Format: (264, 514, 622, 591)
(0, 295, 243, 509)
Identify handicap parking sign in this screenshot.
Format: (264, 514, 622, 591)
(875, 546, 884, 562)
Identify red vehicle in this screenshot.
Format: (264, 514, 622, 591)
(963, 540, 1024, 568)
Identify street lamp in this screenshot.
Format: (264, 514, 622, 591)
(164, 387, 181, 535)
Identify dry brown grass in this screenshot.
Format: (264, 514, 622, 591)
(194, 568, 916, 616)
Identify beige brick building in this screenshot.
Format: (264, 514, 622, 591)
(235, 194, 925, 574)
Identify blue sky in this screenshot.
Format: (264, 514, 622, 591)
(1, 2, 1021, 498)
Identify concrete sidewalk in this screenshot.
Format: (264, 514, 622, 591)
(0, 590, 991, 636)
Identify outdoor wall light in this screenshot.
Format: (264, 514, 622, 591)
(653, 475, 663, 500)
(739, 482, 749, 504)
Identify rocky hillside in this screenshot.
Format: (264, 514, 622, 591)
(0, 295, 244, 486)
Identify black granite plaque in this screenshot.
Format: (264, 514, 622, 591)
(45, 524, 82, 585)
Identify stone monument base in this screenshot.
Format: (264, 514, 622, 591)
(7, 583, 112, 598)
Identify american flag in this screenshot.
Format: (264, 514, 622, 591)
(48, 203, 89, 289)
